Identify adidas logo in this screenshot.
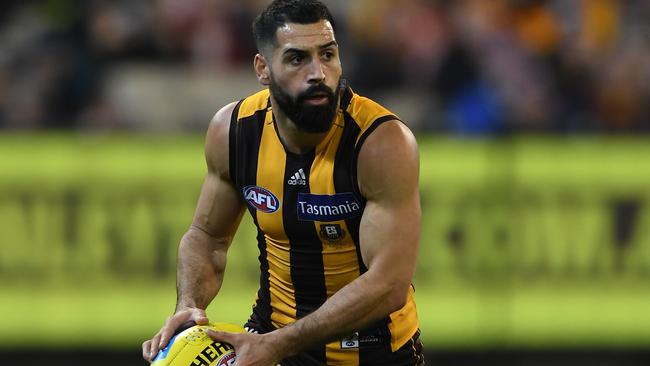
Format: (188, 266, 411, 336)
(288, 168, 307, 186)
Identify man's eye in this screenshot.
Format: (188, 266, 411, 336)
(322, 51, 334, 60)
(290, 55, 304, 65)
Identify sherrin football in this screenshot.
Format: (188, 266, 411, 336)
(151, 322, 245, 366)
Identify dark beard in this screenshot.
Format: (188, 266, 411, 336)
(270, 76, 340, 134)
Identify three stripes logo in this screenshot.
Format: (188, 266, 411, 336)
(288, 168, 307, 186)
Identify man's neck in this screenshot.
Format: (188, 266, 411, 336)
(271, 99, 331, 155)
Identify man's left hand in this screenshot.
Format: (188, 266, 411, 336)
(207, 329, 284, 366)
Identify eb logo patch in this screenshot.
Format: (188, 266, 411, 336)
(320, 224, 346, 243)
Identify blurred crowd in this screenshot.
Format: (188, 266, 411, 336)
(0, 0, 648, 134)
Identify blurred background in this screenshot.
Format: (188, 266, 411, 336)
(1, 0, 650, 365)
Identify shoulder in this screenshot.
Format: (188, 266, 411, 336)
(204, 89, 268, 180)
(344, 92, 395, 129)
(236, 89, 270, 120)
(357, 120, 419, 201)
(205, 101, 239, 178)
(209, 89, 269, 139)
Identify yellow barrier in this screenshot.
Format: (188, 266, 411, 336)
(2, 134, 650, 284)
(3, 134, 650, 348)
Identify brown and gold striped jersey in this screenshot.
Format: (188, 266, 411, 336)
(229, 83, 422, 366)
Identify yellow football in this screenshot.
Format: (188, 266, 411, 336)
(151, 322, 245, 366)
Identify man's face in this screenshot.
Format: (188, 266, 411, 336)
(266, 20, 343, 133)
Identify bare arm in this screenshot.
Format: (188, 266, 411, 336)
(176, 102, 245, 311)
(210, 120, 421, 365)
(143, 101, 245, 361)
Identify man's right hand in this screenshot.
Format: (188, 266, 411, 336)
(141, 307, 210, 363)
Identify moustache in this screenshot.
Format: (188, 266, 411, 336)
(297, 84, 335, 104)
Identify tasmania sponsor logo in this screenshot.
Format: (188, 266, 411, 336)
(243, 185, 279, 213)
(297, 192, 362, 221)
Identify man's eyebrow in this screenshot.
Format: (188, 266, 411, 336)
(282, 41, 339, 56)
(318, 41, 338, 49)
(283, 48, 308, 56)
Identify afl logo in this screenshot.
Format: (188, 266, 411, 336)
(243, 185, 280, 213)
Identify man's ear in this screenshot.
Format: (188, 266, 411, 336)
(254, 53, 270, 86)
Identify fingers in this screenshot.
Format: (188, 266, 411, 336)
(206, 330, 237, 346)
(207, 332, 282, 366)
(142, 339, 153, 363)
(157, 309, 210, 354)
(194, 309, 209, 325)
(158, 315, 189, 353)
(142, 308, 211, 362)
(152, 331, 165, 357)
(142, 329, 163, 362)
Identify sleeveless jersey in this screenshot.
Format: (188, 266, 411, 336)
(229, 83, 422, 366)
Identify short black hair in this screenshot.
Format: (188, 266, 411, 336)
(252, 0, 336, 55)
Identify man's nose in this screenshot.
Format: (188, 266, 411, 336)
(307, 59, 325, 84)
